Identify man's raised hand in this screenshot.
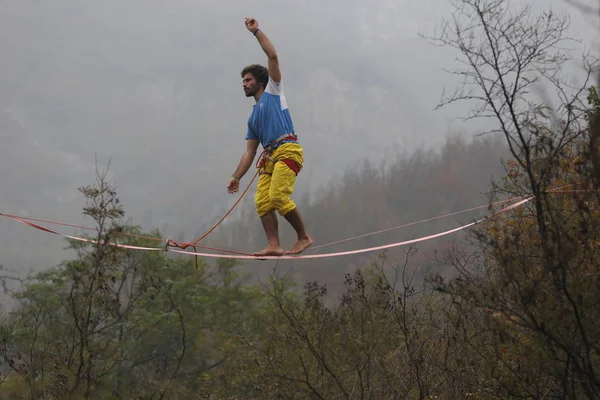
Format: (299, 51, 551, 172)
(245, 17, 259, 33)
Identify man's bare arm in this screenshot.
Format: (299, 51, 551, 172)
(245, 18, 281, 82)
(232, 139, 259, 180)
(255, 30, 281, 82)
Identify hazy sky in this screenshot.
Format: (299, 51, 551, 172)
(1, 0, 598, 272)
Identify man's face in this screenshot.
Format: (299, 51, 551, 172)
(242, 73, 259, 97)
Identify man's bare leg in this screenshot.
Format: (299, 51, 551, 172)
(283, 207, 313, 255)
(254, 210, 284, 257)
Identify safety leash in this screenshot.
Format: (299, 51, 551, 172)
(164, 147, 269, 267)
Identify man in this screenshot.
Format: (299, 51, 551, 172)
(227, 17, 313, 257)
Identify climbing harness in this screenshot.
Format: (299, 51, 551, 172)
(258, 133, 301, 176)
(267, 132, 299, 151)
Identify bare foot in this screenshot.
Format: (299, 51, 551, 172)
(286, 235, 313, 255)
(253, 246, 284, 258)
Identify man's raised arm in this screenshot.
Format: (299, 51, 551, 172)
(245, 17, 281, 83)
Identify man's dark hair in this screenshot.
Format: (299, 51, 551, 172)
(241, 64, 269, 89)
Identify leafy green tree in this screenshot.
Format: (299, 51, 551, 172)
(0, 164, 263, 399)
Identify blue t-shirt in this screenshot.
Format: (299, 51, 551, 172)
(245, 77, 296, 149)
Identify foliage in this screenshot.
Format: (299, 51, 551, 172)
(425, 0, 600, 398)
(589, 86, 599, 108)
(1, 0, 599, 398)
(0, 164, 259, 399)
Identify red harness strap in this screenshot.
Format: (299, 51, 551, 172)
(280, 159, 301, 175)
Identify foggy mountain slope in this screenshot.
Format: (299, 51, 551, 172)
(8, 0, 584, 275)
(0, 0, 451, 274)
(200, 134, 514, 296)
(2, 0, 591, 279)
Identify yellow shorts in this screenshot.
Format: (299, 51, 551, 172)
(255, 142, 304, 217)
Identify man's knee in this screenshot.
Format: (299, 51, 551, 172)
(270, 195, 296, 216)
(256, 202, 273, 217)
(256, 194, 292, 216)
(255, 191, 272, 216)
